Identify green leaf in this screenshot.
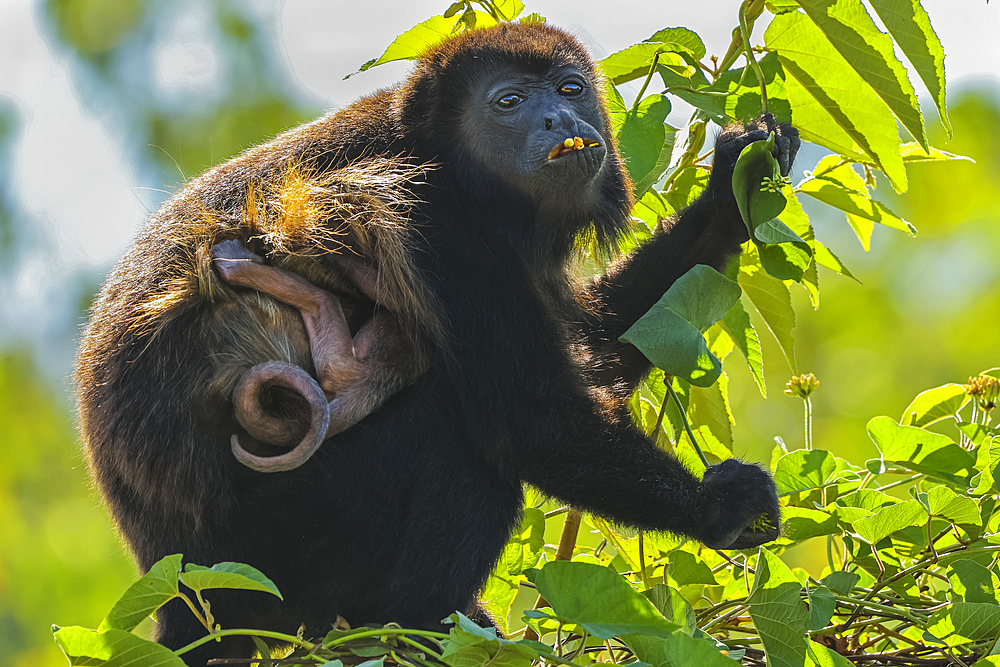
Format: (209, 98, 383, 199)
(747, 548, 810, 667)
(100, 554, 182, 632)
(867, 0, 950, 135)
(688, 377, 735, 453)
(773, 449, 836, 496)
(765, 11, 907, 191)
(600, 43, 689, 85)
(900, 383, 969, 427)
(645, 27, 706, 60)
(807, 585, 837, 631)
(720, 300, 766, 397)
(620, 265, 742, 387)
(643, 584, 697, 632)
(53, 626, 186, 666)
(666, 550, 718, 586)
(807, 640, 856, 667)
(794, 0, 927, 148)
(487, 0, 524, 21)
(949, 560, 1000, 604)
(533, 561, 678, 639)
(441, 613, 539, 667)
(481, 572, 519, 637)
(927, 486, 982, 527)
(625, 631, 734, 667)
(180, 562, 282, 599)
(929, 603, 1000, 643)
(355, 13, 497, 74)
(739, 252, 797, 371)
(853, 499, 925, 544)
(501, 508, 545, 575)
(612, 94, 674, 192)
(797, 156, 916, 239)
(781, 507, 839, 541)
(868, 416, 977, 488)
(767, 0, 802, 11)
(900, 142, 971, 162)
(820, 571, 860, 594)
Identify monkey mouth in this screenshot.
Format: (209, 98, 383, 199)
(547, 136, 602, 160)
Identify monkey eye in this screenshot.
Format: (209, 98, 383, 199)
(496, 93, 524, 109)
(558, 82, 584, 97)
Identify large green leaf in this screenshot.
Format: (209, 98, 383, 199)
(738, 252, 797, 371)
(609, 94, 674, 193)
(500, 508, 545, 575)
(927, 486, 982, 527)
(600, 43, 690, 85)
(797, 156, 916, 244)
(625, 631, 734, 667)
(867, 0, 950, 134)
(794, 0, 926, 148)
(900, 383, 969, 427)
(441, 614, 539, 667)
(646, 27, 706, 60)
(773, 448, 836, 496)
(533, 561, 678, 639)
(53, 626, 186, 667)
(747, 548, 810, 667)
(867, 416, 976, 488)
(852, 499, 925, 544)
(765, 11, 907, 191)
(354, 13, 498, 74)
(620, 265, 741, 387)
(929, 603, 1000, 643)
(100, 554, 182, 632)
(782, 507, 839, 541)
(180, 562, 282, 599)
(949, 560, 1000, 604)
(720, 300, 766, 397)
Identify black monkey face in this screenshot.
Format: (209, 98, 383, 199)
(463, 65, 610, 204)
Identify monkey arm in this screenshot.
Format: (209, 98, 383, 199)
(579, 117, 799, 393)
(439, 264, 778, 549)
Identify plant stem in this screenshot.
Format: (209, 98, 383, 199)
(631, 53, 660, 114)
(666, 381, 710, 468)
(175, 629, 317, 657)
(177, 593, 213, 634)
(803, 396, 813, 450)
(638, 533, 651, 590)
(739, 0, 768, 114)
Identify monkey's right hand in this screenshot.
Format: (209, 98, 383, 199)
(696, 458, 781, 550)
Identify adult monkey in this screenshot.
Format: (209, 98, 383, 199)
(76, 22, 795, 665)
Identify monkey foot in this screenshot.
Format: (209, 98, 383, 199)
(212, 239, 264, 282)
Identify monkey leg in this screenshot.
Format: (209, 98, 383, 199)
(325, 309, 426, 437)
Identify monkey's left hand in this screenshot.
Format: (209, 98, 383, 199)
(696, 458, 781, 550)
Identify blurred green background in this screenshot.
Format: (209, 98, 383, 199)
(0, 1, 997, 665)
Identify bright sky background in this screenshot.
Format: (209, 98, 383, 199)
(0, 0, 997, 354)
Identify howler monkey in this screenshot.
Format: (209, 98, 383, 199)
(75, 22, 795, 665)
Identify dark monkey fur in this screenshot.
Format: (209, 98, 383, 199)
(76, 22, 793, 665)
